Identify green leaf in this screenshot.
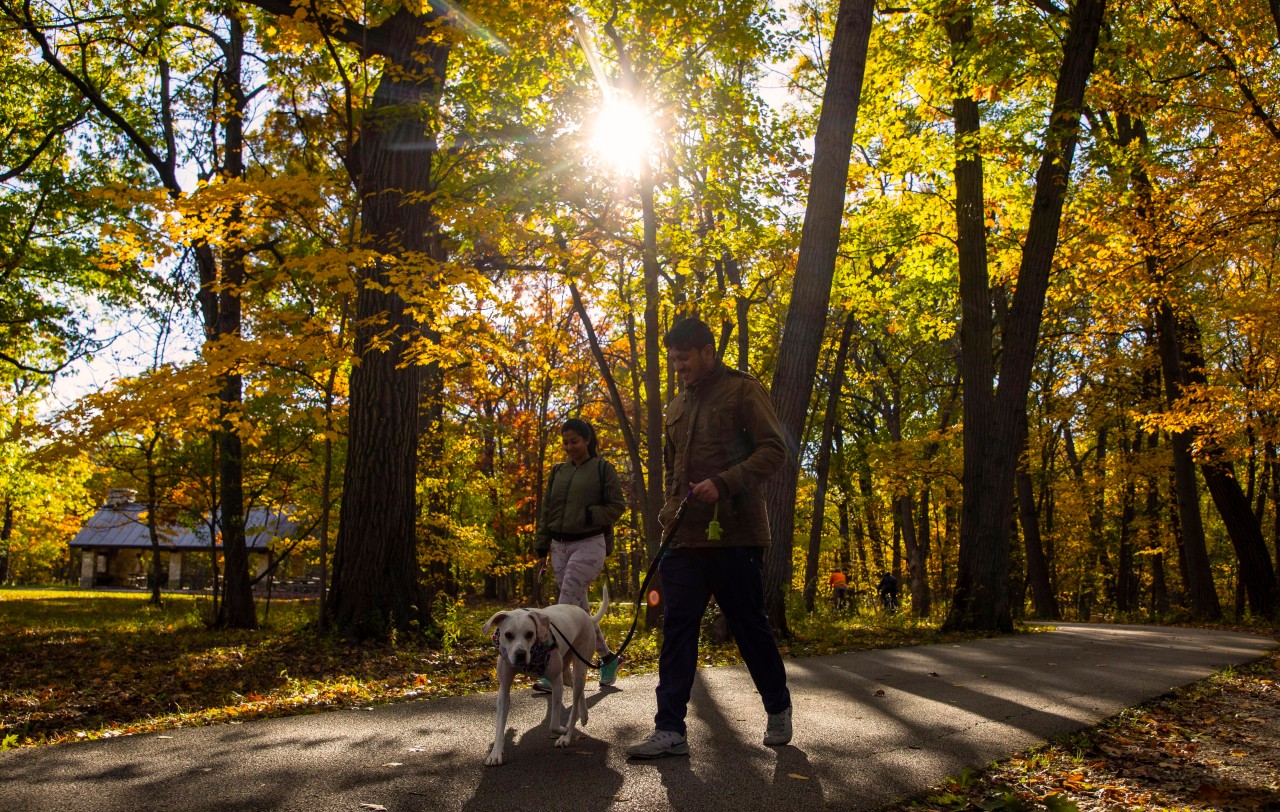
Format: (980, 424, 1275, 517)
(1040, 795, 1082, 812)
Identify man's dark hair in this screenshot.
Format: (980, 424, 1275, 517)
(663, 316, 715, 351)
(561, 417, 598, 457)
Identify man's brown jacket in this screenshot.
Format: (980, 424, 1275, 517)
(660, 361, 786, 548)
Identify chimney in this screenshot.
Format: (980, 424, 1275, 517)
(105, 488, 137, 506)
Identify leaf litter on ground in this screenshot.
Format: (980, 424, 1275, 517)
(881, 644, 1280, 812)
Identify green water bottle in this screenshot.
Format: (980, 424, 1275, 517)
(707, 502, 722, 541)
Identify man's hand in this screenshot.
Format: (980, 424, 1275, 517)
(536, 556, 547, 579)
(688, 479, 721, 503)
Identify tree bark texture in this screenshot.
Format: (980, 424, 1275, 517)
(764, 0, 875, 633)
(945, 0, 1106, 631)
(1016, 431, 1059, 618)
(324, 6, 451, 638)
(215, 13, 256, 629)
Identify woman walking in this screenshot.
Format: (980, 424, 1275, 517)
(533, 418, 626, 690)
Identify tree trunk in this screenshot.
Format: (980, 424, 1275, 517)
(1108, 113, 1221, 620)
(803, 312, 855, 612)
(1171, 322, 1279, 618)
(1116, 429, 1141, 613)
(764, 0, 875, 634)
(1061, 424, 1112, 601)
(212, 13, 255, 630)
(145, 443, 164, 607)
(1153, 303, 1223, 620)
(317, 360, 339, 620)
(1016, 428, 1058, 618)
(0, 500, 12, 583)
(945, 0, 1106, 631)
(900, 491, 931, 616)
(639, 159, 666, 629)
(947, 8, 996, 629)
(323, 6, 451, 639)
(916, 489, 933, 615)
(16, 2, 258, 623)
(1201, 449, 1279, 617)
(860, 468, 886, 572)
(598, 20, 666, 627)
(1271, 445, 1280, 575)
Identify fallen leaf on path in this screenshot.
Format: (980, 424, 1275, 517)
(380, 762, 403, 767)
(874, 689, 886, 696)
(1195, 783, 1226, 803)
(788, 773, 809, 780)
(359, 805, 387, 811)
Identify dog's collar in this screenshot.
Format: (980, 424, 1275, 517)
(493, 632, 558, 676)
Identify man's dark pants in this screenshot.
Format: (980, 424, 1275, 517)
(654, 546, 790, 736)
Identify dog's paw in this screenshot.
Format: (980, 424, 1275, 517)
(555, 732, 574, 748)
(484, 748, 505, 766)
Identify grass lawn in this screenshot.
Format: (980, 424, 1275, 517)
(0, 586, 973, 749)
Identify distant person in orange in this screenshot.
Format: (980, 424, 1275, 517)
(829, 568, 849, 610)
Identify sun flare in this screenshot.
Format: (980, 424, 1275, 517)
(589, 100, 653, 173)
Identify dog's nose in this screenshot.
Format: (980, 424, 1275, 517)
(514, 650, 527, 663)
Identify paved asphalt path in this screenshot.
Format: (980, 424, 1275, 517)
(0, 622, 1273, 812)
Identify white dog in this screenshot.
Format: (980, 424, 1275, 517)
(481, 584, 610, 766)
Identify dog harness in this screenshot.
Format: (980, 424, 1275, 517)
(493, 632, 558, 676)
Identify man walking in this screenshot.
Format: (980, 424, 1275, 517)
(626, 316, 793, 759)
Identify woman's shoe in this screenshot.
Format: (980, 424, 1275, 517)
(599, 654, 621, 687)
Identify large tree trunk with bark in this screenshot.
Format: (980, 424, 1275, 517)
(322, 5, 451, 638)
(945, 0, 1106, 631)
(764, 0, 875, 634)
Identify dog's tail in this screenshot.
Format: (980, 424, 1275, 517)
(593, 581, 610, 623)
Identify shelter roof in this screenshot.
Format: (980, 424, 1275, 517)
(69, 503, 302, 551)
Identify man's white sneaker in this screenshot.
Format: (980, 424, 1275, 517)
(764, 706, 792, 746)
(625, 729, 689, 759)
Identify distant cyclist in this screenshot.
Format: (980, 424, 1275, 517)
(829, 568, 849, 611)
(877, 571, 899, 613)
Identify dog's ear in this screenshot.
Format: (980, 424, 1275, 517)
(529, 609, 552, 642)
(482, 612, 508, 635)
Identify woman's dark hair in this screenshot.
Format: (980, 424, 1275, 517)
(561, 418, 598, 457)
